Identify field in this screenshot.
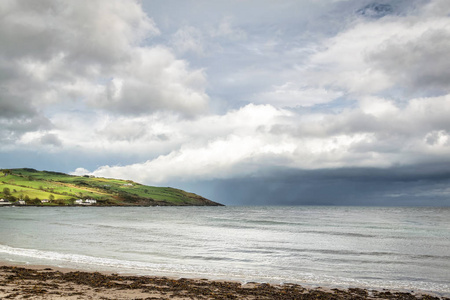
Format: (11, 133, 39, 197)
(0, 168, 221, 206)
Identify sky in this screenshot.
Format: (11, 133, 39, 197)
(1, 0, 450, 206)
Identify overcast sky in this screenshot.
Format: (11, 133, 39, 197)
(1, 0, 450, 206)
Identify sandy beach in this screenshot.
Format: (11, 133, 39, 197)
(0, 264, 448, 300)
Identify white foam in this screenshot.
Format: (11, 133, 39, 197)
(0, 244, 249, 279)
(0, 244, 167, 272)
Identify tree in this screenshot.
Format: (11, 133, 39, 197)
(27, 197, 40, 205)
(49, 194, 55, 201)
(3, 187, 10, 195)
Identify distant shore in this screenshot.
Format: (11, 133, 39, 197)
(0, 264, 448, 299)
(0, 168, 224, 207)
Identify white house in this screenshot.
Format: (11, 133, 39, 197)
(75, 199, 97, 205)
(18, 200, 26, 205)
(0, 199, 11, 205)
(41, 199, 49, 203)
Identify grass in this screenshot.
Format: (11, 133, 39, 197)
(0, 168, 220, 206)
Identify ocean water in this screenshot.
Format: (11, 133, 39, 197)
(0, 206, 449, 296)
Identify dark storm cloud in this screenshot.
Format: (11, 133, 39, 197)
(188, 164, 450, 206)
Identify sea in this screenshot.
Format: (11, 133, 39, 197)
(0, 206, 449, 296)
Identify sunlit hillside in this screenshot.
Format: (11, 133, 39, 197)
(0, 169, 222, 206)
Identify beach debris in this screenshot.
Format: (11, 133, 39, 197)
(0, 266, 448, 299)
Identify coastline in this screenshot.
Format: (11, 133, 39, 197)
(0, 264, 448, 299)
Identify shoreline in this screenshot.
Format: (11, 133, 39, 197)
(0, 204, 225, 207)
(0, 264, 448, 299)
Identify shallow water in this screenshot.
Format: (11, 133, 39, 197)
(0, 206, 449, 295)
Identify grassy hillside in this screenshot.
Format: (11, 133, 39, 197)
(0, 168, 222, 206)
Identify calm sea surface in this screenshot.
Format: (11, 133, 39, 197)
(0, 206, 449, 295)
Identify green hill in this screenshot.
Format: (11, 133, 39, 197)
(0, 168, 222, 206)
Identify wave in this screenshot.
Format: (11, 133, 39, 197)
(0, 244, 448, 296)
(0, 244, 275, 279)
(0, 244, 170, 273)
(0, 244, 304, 285)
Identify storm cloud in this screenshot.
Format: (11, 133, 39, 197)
(1, 0, 450, 206)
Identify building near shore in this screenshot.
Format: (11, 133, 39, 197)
(75, 199, 97, 205)
(0, 199, 11, 205)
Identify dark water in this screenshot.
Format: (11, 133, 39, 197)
(0, 206, 449, 295)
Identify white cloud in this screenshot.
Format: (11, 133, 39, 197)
(0, 0, 158, 67)
(82, 104, 293, 182)
(306, 20, 398, 95)
(0, 0, 210, 146)
(88, 46, 209, 116)
(358, 96, 399, 118)
(82, 93, 450, 184)
(71, 168, 91, 176)
(304, 1, 450, 96)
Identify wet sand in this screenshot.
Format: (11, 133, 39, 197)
(0, 265, 448, 299)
